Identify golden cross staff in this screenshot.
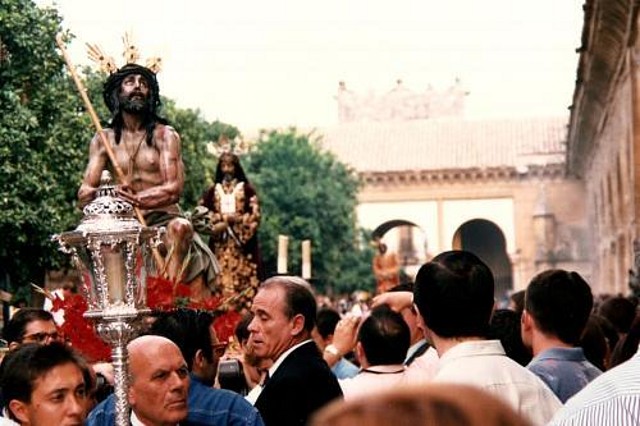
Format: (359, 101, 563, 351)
(55, 34, 165, 270)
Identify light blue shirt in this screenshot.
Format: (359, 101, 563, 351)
(332, 357, 359, 379)
(527, 347, 601, 403)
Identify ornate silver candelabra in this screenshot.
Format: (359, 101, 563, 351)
(54, 171, 161, 426)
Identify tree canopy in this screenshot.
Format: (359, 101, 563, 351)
(1, 0, 374, 302)
(243, 129, 375, 294)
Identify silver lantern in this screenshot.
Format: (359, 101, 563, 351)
(54, 170, 162, 426)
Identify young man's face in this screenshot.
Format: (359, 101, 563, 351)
(11, 362, 87, 426)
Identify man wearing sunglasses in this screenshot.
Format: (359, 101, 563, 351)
(3, 308, 62, 349)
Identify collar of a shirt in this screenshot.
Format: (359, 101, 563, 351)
(438, 339, 505, 365)
(531, 346, 585, 362)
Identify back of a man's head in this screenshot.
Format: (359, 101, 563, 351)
(358, 305, 410, 366)
(597, 296, 637, 335)
(3, 308, 55, 345)
(316, 308, 341, 339)
(149, 308, 214, 370)
(525, 269, 593, 345)
(413, 250, 495, 338)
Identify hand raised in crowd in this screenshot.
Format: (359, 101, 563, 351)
(332, 314, 361, 356)
(371, 290, 413, 312)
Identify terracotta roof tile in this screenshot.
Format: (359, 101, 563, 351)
(319, 117, 568, 172)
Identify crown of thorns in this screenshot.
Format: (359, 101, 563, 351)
(86, 32, 162, 74)
(212, 136, 251, 157)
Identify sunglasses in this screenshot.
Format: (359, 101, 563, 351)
(21, 331, 62, 343)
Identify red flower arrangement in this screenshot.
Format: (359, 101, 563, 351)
(47, 275, 245, 362)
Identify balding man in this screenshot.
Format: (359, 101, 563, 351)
(87, 335, 189, 426)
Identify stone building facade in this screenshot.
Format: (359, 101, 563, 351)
(566, 0, 640, 295)
(320, 113, 592, 296)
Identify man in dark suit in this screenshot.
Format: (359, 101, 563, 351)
(248, 276, 343, 426)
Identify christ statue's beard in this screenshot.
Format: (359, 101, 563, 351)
(223, 173, 236, 183)
(120, 92, 150, 114)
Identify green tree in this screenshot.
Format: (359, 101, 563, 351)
(161, 100, 239, 209)
(0, 0, 238, 299)
(244, 128, 375, 294)
(0, 0, 90, 296)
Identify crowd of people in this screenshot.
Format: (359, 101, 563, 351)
(4, 42, 639, 426)
(1, 251, 639, 425)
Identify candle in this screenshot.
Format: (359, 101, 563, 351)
(302, 240, 311, 279)
(277, 235, 289, 274)
(103, 246, 125, 303)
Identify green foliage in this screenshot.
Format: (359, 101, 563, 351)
(0, 0, 237, 299)
(161, 100, 239, 209)
(244, 128, 375, 294)
(0, 0, 371, 301)
(0, 0, 90, 296)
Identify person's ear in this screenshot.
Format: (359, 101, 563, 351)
(194, 349, 206, 368)
(9, 399, 29, 424)
(8, 341, 19, 350)
(291, 314, 305, 335)
(521, 310, 533, 332)
(414, 304, 427, 333)
(355, 341, 366, 366)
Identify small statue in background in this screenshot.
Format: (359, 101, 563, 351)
(200, 152, 262, 310)
(372, 239, 400, 294)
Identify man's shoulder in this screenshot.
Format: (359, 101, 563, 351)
(86, 394, 116, 426)
(189, 380, 261, 420)
(190, 379, 251, 407)
(153, 124, 179, 140)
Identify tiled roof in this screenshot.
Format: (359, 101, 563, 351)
(318, 116, 568, 173)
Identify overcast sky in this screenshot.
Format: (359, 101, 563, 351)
(45, 0, 584, 133)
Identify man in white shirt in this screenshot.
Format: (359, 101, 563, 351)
(413, 250, 561, 426)
(548, 347, 640, 426)
(338, 305, 410, 400)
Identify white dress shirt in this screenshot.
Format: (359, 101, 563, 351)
(339, 364, 407, 401)
(405, 345, 439, 384)
(433, 339, 561, 426)
(548, 348, 640, 426)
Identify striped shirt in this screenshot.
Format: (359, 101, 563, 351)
(548, 349, 640, 426)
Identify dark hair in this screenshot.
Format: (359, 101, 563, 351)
(488, 309, 531, 366)
(3, 308, 55, 344)
(610, 313, 640, 368)
(358, 305, 410, 366)
(260, 276, 317, 333)
(214, 152, 249, 184)
(316, 308, 341, 339)
(149, 309, 214, 369)
(1, 342, 90, 408)
(235, 312, 254, 345)
(413, 251, 494, 338)
(598, 296, 637, 334)
(525, 269, 593, 345)
(509, 290, 525, 316)
(579, 315, 610, 371)
(102, 64, 168, 146)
